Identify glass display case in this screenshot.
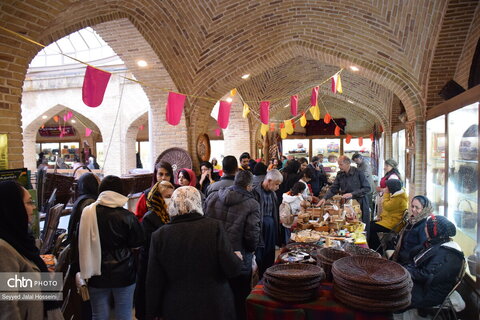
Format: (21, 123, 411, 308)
(312, 138, 341, 175)
(283, 139, 309, 159)
(426, 115, 446, 215)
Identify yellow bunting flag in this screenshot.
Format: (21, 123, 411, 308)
(242, 103, 250, 118)
(310, 105, 320, 120)
(230, 88, 237, 96)
(336, 74, 343, 93)
(280, 128, 287, 139)
(284, 120, 294, 134)
(260, 123, 269, 137)
(300, 112, 307, 127)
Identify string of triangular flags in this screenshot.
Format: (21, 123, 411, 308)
(1, 25, 377, 143)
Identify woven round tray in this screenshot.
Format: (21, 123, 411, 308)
(264, 285, 318, 303)
(317, 248, 351, 264)
(333, 274, 412, 294)
(344, 244, 382, 258)
(264, 271, 325, 287)
(265, 279, 321, 292)
(333, 287, 411, 312)
(265, 263, 325, 280)
(332, 256, 410, 285)
(333, 277, 412, 301)
(286, 242, 322, 253)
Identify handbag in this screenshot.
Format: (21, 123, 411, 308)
(453, 199, 477, 229)
(75, 272, 90, 301)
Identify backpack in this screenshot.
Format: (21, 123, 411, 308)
(279, 201, 294, 226)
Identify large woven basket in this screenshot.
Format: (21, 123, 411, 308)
(344, 243, 382, 258)
(333, 286, 411, 312)
(333, 276, 412, 300)
(265, 263, 325, 281)
(317, 248, 351, 281)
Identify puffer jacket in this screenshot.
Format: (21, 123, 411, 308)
(377, 188, 408, 231)
(396, 218, 428, 265)
(407, 241, 464, 308)
(204, 185, 261, 274)
(88, 205, 145, 288)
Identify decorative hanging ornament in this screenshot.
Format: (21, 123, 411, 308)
(260, 101, 270, 125)
(280, 128, 287, 139)
(370, 133, 374, 141)
(300, 112, 307, 127)
(334, 125, 341, 136)
(324, 113, 332, 124)
(165, 91, 186, 126)
(82, 65, 111, 107)
(85, 127, 93, 137)
(310, 86, 319, 107)
(53, 115, 59, 123)
(67, 111, 73, 120)
(284, 120, 294, 135)
(358, 137, 364, 146)
(260, 123, 269, 137)
(336, 74, 343, 93)
(217, 100, 232, 129)
(291, 119, 296, 129)
(290, 95, 298, 117)
(269, 123, 275, 132)
(346, 134, 352, 144)
(63, 114, 68, 122)
(230, 88, 237, 96)
(310, 105, 320, 120)
(214, 128, 222, 137)
(242, 103, 250, 118)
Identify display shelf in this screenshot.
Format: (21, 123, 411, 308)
(453, 159, 478, 164)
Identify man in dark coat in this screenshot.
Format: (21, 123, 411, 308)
(318, 155, 371, 235)
(204, 170, 261, 320)
(252, 169, 283, 278)
(308, 155, 328, 196)
(205, 155, 238, 197)
(146, 186, 242, 320)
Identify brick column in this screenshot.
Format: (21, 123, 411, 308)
(223, 95, 251, 159)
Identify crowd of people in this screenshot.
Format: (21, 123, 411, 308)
(0, 151, 466, 320)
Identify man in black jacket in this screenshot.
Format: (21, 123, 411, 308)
(204, 170, 261, 320)
(205, 155, 238, 197)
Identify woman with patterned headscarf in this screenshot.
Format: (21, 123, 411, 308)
(392, 195, 433, 265)
(135, 181, 174, 320)
(406, 215, 464, 309)
(146, 186, 242, 320)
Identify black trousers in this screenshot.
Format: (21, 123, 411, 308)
(368, 222, 391, 253)
(229, 272, 252, 320)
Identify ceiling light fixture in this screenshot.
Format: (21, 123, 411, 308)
(42, 115, 48, 119)
(71, 119, 76, 123)
(349, 66, 359, 72)
(347, 99, 354, 104)
(241, 74, 250, 79)
(226, 97, 233, 103)
(137, 60, 148, 67)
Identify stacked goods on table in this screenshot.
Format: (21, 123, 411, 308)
(278, 243, 321, 264)
(263, 264, 326, 303)
(332, 256, 412, 312)
(316, 248, 351, 281)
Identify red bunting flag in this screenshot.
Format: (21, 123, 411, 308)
(63, 114, 68, 122)
(290, 95, 298, 116)
(331, 76, 336, 93)
(291, 119, 296, 129)
(324, 113, 332, 124)
(67, 111, 73, 120)
(334, 125, 341, 136)
(280, 123, 285, 129)
(82, 66, 111, 108)
(310, 86, 319, 107)
(139, 125, 145, 131)
(346, 134, 352, 144)
(166, 92, 186, 126)
(214, 128, 222, 137)
(379, 125, 384, 132)
(53, 115, 59, 123)
(85, 128, 92, 137)
(217, 100, 232, 129)
(359, 137, 363, 146)
(41, 124, 45, 129)
(269, 123, 275, 132)
(370, 133, 374, 141)
(260, 101, 270, 125)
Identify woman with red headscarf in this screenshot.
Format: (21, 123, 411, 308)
(177, 168, 197, 187)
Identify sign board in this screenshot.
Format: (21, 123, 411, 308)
(38, 126, 75, 137)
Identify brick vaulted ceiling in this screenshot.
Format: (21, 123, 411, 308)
(0, 0, 478, 137)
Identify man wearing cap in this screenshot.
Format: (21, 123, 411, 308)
(406, 215, 464, 310)
(318, 155, 371, 235)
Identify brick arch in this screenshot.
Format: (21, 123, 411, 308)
(23, 104, 103, 172)
(125, 111, 148, 171)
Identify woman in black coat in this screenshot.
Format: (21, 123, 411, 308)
(406, 215, 464, 309)
(146, 186, 242, 320)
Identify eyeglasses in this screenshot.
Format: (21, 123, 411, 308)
(24, 200, 36, 206)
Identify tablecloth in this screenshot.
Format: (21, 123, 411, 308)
(246, 282, 393, 320)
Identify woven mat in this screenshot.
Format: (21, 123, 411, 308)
(266, 263, 324, 280)
(333, 287, 411, 312)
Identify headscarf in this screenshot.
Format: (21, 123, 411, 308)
(0, 180, 58, 312)
(426, 214, 456, 245)
(383, 159, 401, 180)
(178, 168, 197, 187)
(385, 159, 398, 169)
(168, 186, 203, 217)
(146, 181, 170, 224)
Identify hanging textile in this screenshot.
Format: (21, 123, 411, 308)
(260, 101, 270, 125)
(82, 66, 111, 108)
(290, 95, 298, 116)
(165, 91, 186, 126)
(217, 100, 232, 129)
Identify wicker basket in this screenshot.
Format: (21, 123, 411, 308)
(317, 248, 351, 281)
(344, 243, 382, 258)
(333, 286, 411, 312)
(265, 263, 325, 280)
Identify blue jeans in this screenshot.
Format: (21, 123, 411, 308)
(88, 283, 135, 320)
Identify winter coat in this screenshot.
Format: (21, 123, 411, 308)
(252, 183, 281, 246)
(281, 193, 303, 228)
(377, 188, 408, 231)
(0, 239, 44, 320)
(88, 205, 145, 288)
(252, 174, 265, 188)
(204, 185, 261, 274)
(396, 218, 428, 265)
(145, 212, 242, 320)
(407, 241, 464, 308)
(205, 175, 235, 198)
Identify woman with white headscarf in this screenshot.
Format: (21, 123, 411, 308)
(146, 186, 242, 320)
